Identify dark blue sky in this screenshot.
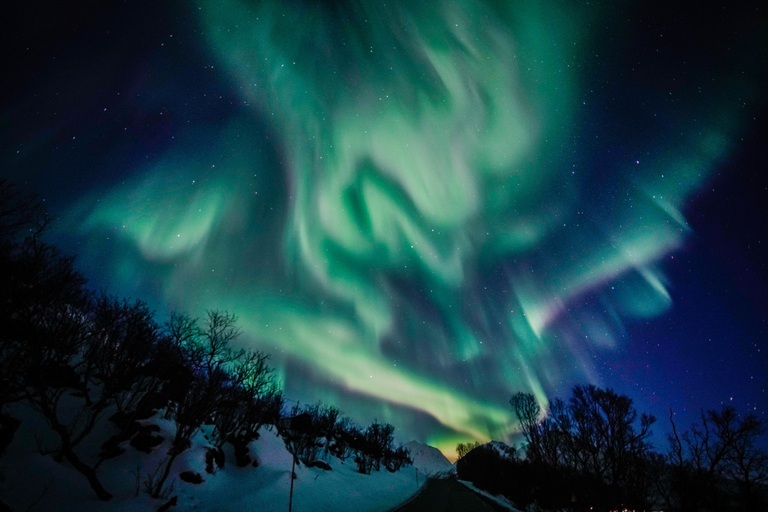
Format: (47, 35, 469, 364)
(608, 111, 768, 433)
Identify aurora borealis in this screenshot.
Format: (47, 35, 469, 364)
(4, 0, 767, 457)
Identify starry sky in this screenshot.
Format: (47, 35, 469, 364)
(3, 0, 767, 457)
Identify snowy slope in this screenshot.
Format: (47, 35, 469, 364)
(0, 403, 426, 512)
(456, 480, 522, 512)
(402, 440, 454, 476)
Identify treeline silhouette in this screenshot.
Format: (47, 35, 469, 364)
(0, 180, 411, 506)
(457, 386, 767, 512)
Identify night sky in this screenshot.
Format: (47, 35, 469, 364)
(3, 0, 767, 457)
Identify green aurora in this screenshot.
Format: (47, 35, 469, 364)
(50, 0, 765, 457)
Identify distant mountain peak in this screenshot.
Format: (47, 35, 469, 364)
(403, 441, 454, 476)
(480, 440, 517, 460)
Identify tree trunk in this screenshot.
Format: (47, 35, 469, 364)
(37, 397, 112, 500)
(61, 446, 113, 501)
(152, 450, 179, 498)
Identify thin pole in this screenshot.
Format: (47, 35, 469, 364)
(288, 454, 296, 512)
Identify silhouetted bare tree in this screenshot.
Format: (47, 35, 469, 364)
(0, 180, 115, 500)
(510, 392, 543, 462)
(569, 385, 655, 506)
(665, 406, 767, 512)
(150, 311, 277, 496)
(510, 385, 655, 509)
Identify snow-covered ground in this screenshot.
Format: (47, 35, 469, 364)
(1, 402, 437, 511)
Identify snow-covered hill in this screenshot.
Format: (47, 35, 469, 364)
(0, 403, 434, 511)
(484, 440, 517, 460)
(402, 440, 454, 477)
